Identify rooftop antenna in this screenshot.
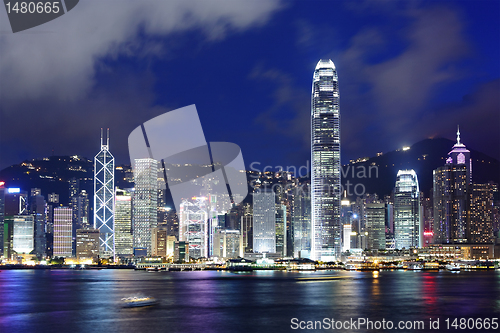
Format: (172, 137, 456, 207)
(100, 128, 103, 146)
(107, 128, 110, 147)
(456, 125, 461, 145)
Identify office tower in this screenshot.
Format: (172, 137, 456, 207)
(0, 183, 5, 257)
(12, 215, 34, 254)
(94, 129, 115, 258)
(3, 216, 14, 259)
(241, 213, 253, 253)
(71, 190, 89, 231)
(166, 235, 176, 258)
(69, 178, 80, 201)
(292, 181, 311, 258)
(152, 227, 167, 257)
(311, 59, 341, 261)
(133, 158, 158, 255)
(342, 224, 351, 252)
(275, 204, 287, 257)
(253, 189, 276, 253)
(366, 203, 386, 251)
(174, 241, 189, 262)
(31, 194, 47, 258)
(53, 207, 73, 257)
(114, 188, 133, 257)
(76, 229, 100, 262)
(179, 197, 208, 259)
(394, 170, 421, 249)
(433, 128, 470, 244)
(469, 183, 494, 243)
(213, 229, 242, 259)
(48, 193, 59, 204)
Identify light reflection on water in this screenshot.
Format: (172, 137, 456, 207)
(0, 269, 498, 333)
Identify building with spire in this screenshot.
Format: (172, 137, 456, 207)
(433, 127, 470, 244)
(311, 59, 341, 261)
(93, 129, 115, 259)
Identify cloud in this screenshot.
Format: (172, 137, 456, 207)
(0, 0, 282, 102)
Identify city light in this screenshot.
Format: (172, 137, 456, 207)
(7, 187, 20, 193)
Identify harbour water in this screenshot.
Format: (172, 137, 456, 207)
(0, 269, 499, 332)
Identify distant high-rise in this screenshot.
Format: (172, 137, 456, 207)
(433, 127, 470, 244)
(12, 215, 34, 254)
(394, 170, 421, 249)
(253, 189, 276, 253)
(366, 203, 386, 251)
(469, 183, 494, 243)
(311, 59, 341, 261)
(292, 182, 311, 258)
(53, 207, 72, 257)
(93, 129, 115, 258)
(114, 188, 133, 257)
(132, 158, 158, 255)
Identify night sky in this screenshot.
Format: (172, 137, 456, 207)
(1, 0, 499, 173)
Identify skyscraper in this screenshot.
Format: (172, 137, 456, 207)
(253, 189, 276, 253)
(179, 197, 208, 259)
(94, 129, 115, 258)
(469, 183, 494, 243)
(433, 127, 471, 244)
(394, 170, 421, 249)
(292, 181, 311, 258)
(133, 158, 158, 255)
(114, 188, 133, 257)
(311, 59, 341, 261)
(53, 207, 72, 257)
(366, 203, 386, 251)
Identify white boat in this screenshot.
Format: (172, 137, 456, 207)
(445, 263, 461, 271)
(121, 296, 158, 308)
(407, 263, 423, 270)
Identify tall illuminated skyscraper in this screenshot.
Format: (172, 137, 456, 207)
(311, 59, 341, 261)
(114, 188, 133, 257)
(93, 129, 115, 258)
(394, 170, 421, 249)
(132, 158, 158, 255)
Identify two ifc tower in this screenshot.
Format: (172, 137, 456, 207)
(92, 59, 342, 261)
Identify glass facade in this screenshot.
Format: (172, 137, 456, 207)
(133, 158, 159, 255)
(94, 129, 115, 258)
(394, 170, 421, 249)
(253, 190, 276, 253)
(114, 188, 133, 256)
(311, 59, 341, 260)
(53, 207, 72, 257)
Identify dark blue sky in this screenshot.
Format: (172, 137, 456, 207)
(1, 0, 499, 172)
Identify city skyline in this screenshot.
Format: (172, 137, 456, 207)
(1, 1, 499, 173)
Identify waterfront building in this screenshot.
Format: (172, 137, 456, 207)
(179, 197, 208, 259)
(174, 241, 189, 262)
(132, 158, 158, 255)
(311, 59, 341, 261)
(292, 181, 311, 258)
(166, 235, 176, 258)
(94, 129, 115, 258)
(241, 213, 253, 253)
(275, 204, 287, 257)
(53, 207, 73, 257)
(394, 170, 421, 249)
(152, 227, 167, 257)
(433, 128, 470, 244)
(30, 193, 46, 258)
(366, 203, 386, 251)
(253, 189, 276, 253)
(469, 183, 495, 243)
(0, 184, 5, 256)
(76, 229, 100, 262)
(12, 215, 34, 255)
(213, 229, 242, 259)
(114, 188, 133, 257)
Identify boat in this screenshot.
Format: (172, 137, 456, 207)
(407, 263, 423, 270)
(445, 263, 461, 271)
(146, 267, 161, 272)
(121, 296, 158, 308)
